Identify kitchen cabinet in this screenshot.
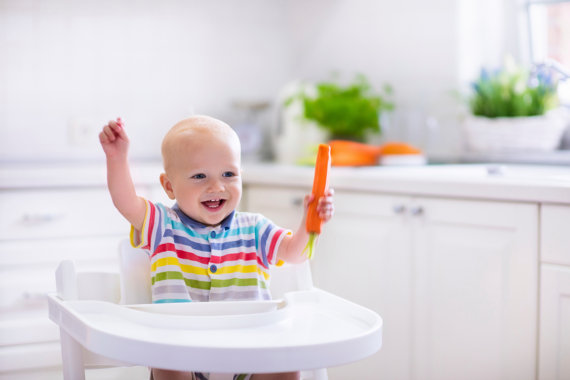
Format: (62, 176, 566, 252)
(0, 189, 128, 374)
(244, 185, 538, 380)
(0, 168, 169, 378)
(538, 205, 570, 380)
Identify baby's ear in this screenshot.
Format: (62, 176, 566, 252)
(159, 173, 176, 200)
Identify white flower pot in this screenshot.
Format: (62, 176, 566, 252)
(463, 109, 569, 152)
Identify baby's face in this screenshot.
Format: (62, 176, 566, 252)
(163, 123, 242, 227)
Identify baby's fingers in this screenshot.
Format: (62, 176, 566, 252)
(317, 189, 335, 222)
(115, 122, 129, 142)
(99, 130, 110, 144)
(317, 198, 334, 213)
(101, 123, 118, 142)
(101, 118, 127, 142)
(111, 118, 128, 139)
(317, 188, 335, 208)
(318, 205, 334, 222)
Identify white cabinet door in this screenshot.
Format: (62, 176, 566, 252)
(539, 204, 570, 380)
(539, 265, 570, 380)
(412, 198, 538, 380)
(314, 191, 412, 380)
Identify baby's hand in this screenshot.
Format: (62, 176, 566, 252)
(99, 118, 129, 158)
(305, 188, 335, 223)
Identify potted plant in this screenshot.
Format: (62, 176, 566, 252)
(286, 75, 394, 142)
(464, 57, 568, 152)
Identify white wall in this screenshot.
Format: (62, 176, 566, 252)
(0, 0, 293, 161)
(0, 0, 519, 162)
(283, 0, 463, 152)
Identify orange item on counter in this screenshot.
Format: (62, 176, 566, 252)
(329, 140, 381, 166)
(378, 142, 422, 155)
(328, 140, 423, 166)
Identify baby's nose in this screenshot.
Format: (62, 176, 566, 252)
(207, 178, 225, 191)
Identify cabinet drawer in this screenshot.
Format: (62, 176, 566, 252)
(0, 236, 123, 307)
(244, 186, 308, 229)
(0, 342, 61, 372)
(0, 313, 59, 346)
(541, 204, 570, 265)
(245, 185, 408, 218)
(245, 185, 309, 211)
(0, 188, 130, 240)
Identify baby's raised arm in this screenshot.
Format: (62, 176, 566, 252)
(99, 118, 146, 231)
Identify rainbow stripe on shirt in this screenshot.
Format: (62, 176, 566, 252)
(131, 200, 289, 303)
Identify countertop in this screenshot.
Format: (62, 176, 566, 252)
(242, 163, 570, 204)
(431, 150, 570, 166)
(0, 162, 163, 189)
(1, 162, 569, 204)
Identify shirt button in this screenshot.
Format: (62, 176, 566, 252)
(210, 231, 216, 238)
(210, 264, 217, 273)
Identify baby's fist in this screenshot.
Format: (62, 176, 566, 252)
(99, 118, 129, 157)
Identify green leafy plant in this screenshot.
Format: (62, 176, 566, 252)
(286, 75, 394, 141)
(470, 58, 558, 118)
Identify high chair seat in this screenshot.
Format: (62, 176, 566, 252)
(48, 240, 382, 379)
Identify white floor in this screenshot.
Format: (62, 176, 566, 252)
(0, 367, 150, 380)
(1, 368, 330, 380)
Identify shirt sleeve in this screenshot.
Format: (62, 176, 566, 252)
(256, 214, 290, 268)
(130, 199, 167, 254)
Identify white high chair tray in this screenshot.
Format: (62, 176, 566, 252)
(48, 288, 382, 373)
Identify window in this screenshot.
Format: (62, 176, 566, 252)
(526, 0, 570, 105)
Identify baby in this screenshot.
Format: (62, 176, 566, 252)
(99, 115, 334, 380)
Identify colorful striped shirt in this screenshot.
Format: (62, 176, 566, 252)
(130, 200, 289, 303)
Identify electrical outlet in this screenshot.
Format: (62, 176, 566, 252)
(68, 117, 98, 147)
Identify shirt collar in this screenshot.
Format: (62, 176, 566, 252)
(172, 203, 235, 231)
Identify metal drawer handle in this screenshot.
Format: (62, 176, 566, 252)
(22, 291, 47, 300)
(0, 291, 48, 307)
(20, 213, 62, 224)
(292, 197, 304, 207)
(410, 206, 424, 216)
(393, 204, 407, 214)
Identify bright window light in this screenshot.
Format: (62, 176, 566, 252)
(527, 0, 570, 105)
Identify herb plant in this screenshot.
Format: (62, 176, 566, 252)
(287, 75, 394, 141)
(470, 59, 558, 118)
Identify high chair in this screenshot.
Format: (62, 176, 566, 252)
(48, 240, 382, 380)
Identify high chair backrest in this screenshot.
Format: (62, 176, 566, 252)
(118, 240, 152, 304)
(55, 261, 121, 302)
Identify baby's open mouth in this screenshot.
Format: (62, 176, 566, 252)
(202, 199, 226, 210)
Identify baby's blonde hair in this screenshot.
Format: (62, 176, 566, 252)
(161, 115, 240, 173)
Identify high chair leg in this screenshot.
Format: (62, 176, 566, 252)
(60, 329, 85, 380)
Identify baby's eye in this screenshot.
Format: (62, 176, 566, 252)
(191, 173, 206, 179)
(222, 171, 236, 178)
